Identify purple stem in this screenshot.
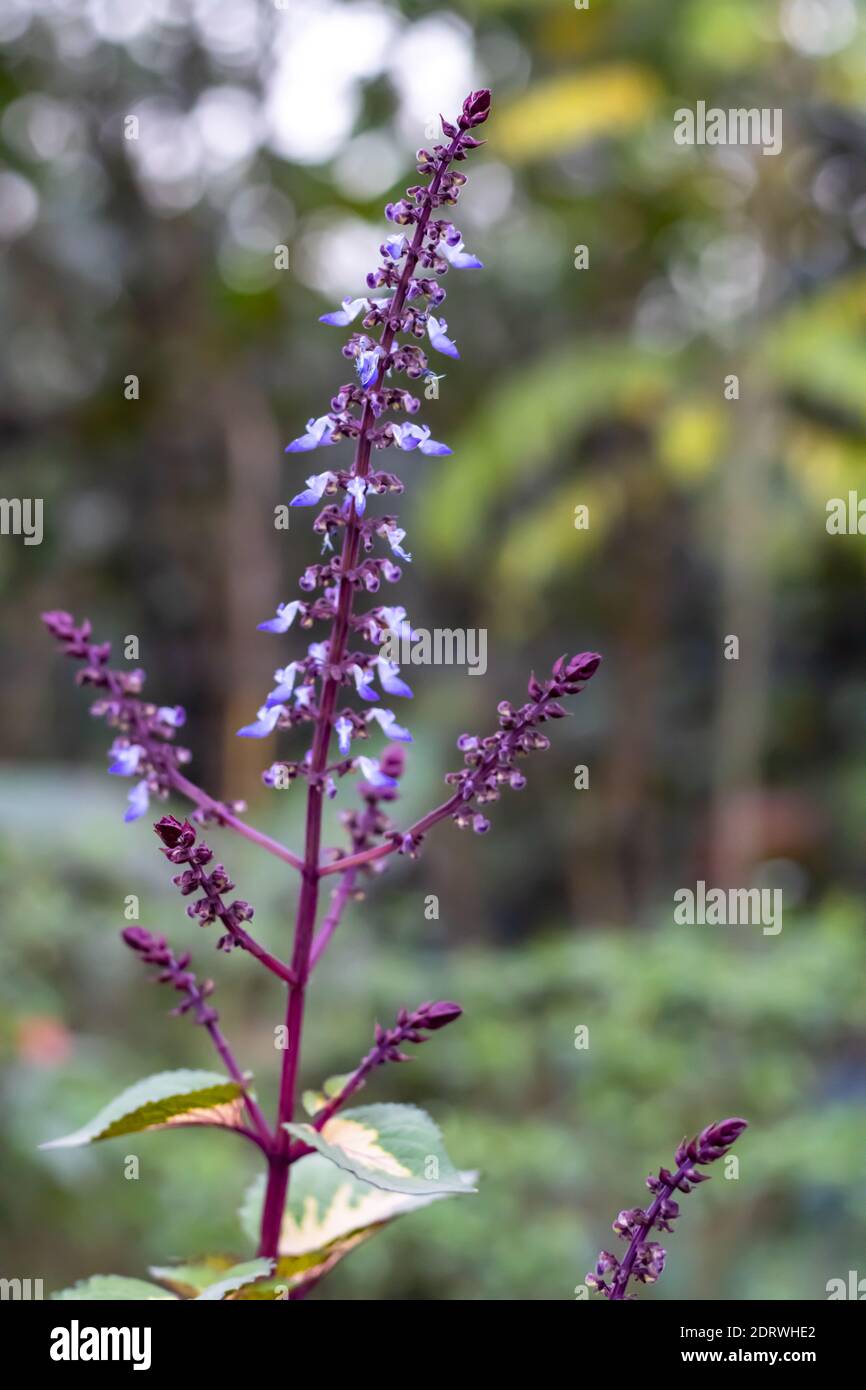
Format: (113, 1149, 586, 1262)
(320, 683, 566, 876)
(203, 1014, 272, 1149)
(170, 770, 303, 872)
(256, 129, 465, 1260)
(309, 869, 357, 971)
(608, 1160, 691, 1301)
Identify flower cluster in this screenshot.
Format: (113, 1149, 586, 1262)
(41, 610, 191, 823)
(302, 999, 464, 1136)
(442, 651, 602, 839)
(122, 925, 218, 1026)
(587, 1118, 748, 1300)
(150, 815, 298, 984)
(153, 815, 254, 950)
(40, 90, 612, 1287)
(236, 91, 493, 793)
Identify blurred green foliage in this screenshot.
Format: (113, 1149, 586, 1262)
(3, 777, 865, 1299)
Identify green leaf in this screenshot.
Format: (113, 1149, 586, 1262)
(302, 1072, 351, 1117)
(40, 1070, 246, 1149)
(419, 343, 671, 571)
(323, 1072, 352, 1098)
(194, 1259, 274, 1300)
(302, 1089, 325, 1117)
(53, 1276, 178, 1301)
(148, 1255, 241, 1298)
(228, 1251, 365, 1300)
(239, 1147, 474, 1294)
(240, 1158, 464, 1255)
(496, 65, 661, 161)
(284, 1104, 477, 1196)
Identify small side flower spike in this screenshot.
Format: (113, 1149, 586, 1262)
(587, 1118, 748, 1300)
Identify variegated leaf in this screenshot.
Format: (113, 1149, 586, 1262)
(40, 1070, 245, 1149)
(53, 1276, 178, 1301)
(241, 1155, 471, 1261)
(285, 1104, 476, 1196)
(194, 1259, 274, 1300)
(148, 1254, 241, 1298)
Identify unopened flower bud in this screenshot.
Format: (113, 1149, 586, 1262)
(417, 1000, 462, 1030)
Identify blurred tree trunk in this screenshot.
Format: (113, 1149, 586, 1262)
(710, 364, 776, 886)
(217, 373, 281, 804)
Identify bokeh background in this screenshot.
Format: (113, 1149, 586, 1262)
(3, 0, 866, 1300)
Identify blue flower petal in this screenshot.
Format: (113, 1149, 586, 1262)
(124, 780, 150, 822)
(427, 316, 460, 358)
(237, 705, 283, 738)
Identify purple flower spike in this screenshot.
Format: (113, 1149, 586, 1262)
(285, 416, 338, 453)
(368, 707, 412, 742)
(237, 705, 284, 739)
(39, 94, 616, 1299)
(319, 297, 368, 327)
(427, 315, 459, 358)
(587, 1117, 748, 1301)
(124, 780, 150, 822)
(258, 601, 301, 634)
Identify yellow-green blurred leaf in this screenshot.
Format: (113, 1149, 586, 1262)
(495, 65, 662, 160)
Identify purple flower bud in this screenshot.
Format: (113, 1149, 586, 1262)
(122, 926, 160, 953)
(566, 651, 602, 682)
(154, 815, 196, 850)
(379, 743, 406, 780)
(459, 89, 492, 130)
(416, 1000, 462, 1030)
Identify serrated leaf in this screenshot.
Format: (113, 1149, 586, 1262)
(284, 1104, 476, 1196)
(238, 1152, 472, 1296)
(229, 1242, 372, 1299)
(149, 1254, 240, 1298)
(40, 1070, 245, 1149)
(194, 1259, 274, 1300)
(53, 1276, 178, 1301)
(240, 1155, 473, 1257)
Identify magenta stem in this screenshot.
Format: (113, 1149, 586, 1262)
(202, 1014, 272, 1148)
(608, 1160, 691, 1300)
(170, 770, 303, 871)
(309, 869, 357, 971)
(256, 131, 464, 1261)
